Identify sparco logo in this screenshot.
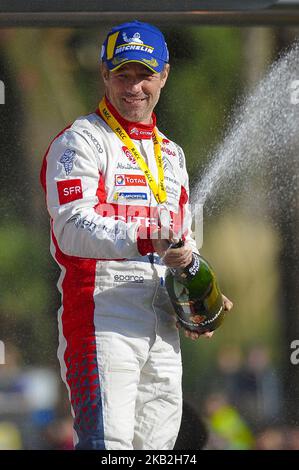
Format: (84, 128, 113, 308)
(82, 130, 104, 153)
(114, 274, 144, 283)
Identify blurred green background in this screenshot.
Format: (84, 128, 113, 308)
(0, 24, 299, 449)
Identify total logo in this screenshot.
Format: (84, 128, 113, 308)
(115, 174, 147, 186)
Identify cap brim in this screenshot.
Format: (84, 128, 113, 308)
(106, 52, 165, 73)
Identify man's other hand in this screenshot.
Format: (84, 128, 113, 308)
(178, 294, 234, 341)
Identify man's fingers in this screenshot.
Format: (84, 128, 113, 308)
(222, 295, 233, 312)
(184, 330, 199, 340)
(183, 329, 214, 340)
(162, 247, 193, 268)
(203, 331, 214, 338)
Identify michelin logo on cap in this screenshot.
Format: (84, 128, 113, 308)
(116, 31, 154, 54)
(123, 32, 143, 44)
(101, 20, 169, 73)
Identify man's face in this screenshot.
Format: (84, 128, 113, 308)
(101, 62, 169, 123)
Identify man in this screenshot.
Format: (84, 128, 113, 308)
(41, 20, 232, 450)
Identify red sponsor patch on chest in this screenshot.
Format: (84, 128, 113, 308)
(57, 179, 83, 205)
(115, 174, 147, 186)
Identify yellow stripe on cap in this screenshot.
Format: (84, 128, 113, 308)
(107, 32, 119, 60)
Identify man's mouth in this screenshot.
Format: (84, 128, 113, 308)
(123, 97, 147, 104)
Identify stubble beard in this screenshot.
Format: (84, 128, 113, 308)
(118, 98, 152, 123)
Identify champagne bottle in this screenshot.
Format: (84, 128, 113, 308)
(165, 240, 225, 334)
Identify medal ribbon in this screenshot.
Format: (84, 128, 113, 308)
(98, 97, 167, 204)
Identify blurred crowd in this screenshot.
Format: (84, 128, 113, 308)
(0, 342, 298, 450)
(177, 344, 299, 450)
(0, 342, 72, 450)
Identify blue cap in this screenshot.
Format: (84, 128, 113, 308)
(101, 20, 169, 73)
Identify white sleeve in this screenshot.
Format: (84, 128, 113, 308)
(45, 129, 141, 259)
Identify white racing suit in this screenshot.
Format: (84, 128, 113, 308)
(40, 99, 197, 450)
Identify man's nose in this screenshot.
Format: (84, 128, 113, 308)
(126, 77, 143, 93)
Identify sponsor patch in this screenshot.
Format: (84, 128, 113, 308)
(175, 144, 185, 169)
(130, 127, 153, 138)
(142, 58, 158, 68)
(117, 162, 136, 170)
(113, 192, 148, 201)
(115, 174, 147, 187)
(59, 149, 76, 175)
(115, 175, 125, 186)
(114, 274, 144, 283)
(57, 179, 83, 205)
(82, 130, 104, 154)
(115, 44, 154, 55)
(122, 146, 137, 164)
(163, 156, 174, 173)
(123, 31, 143, 44)
(161, 146, 176, 157)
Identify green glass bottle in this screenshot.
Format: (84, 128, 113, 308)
(165, 241, 225, 334)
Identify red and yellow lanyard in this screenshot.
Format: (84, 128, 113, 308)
(98, 97, 167, 204)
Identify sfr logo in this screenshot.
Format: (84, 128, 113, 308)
(63, 186, 82, 196)
(57, 179, 83, 205)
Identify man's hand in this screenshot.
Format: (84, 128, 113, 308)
(179, 294, 234, 341)
(222, 294, 233, 312)
(151, 228, 193, 268)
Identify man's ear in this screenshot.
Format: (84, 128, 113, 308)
(101, 62, 110, 85)
(160, 64, 170, 88)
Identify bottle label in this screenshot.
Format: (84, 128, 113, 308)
(200, 305, 224, 327)
(188, 254, 200, 276)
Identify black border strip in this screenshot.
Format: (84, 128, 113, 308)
(0, 10, 299, 27)
(0, 1, 279, 13)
